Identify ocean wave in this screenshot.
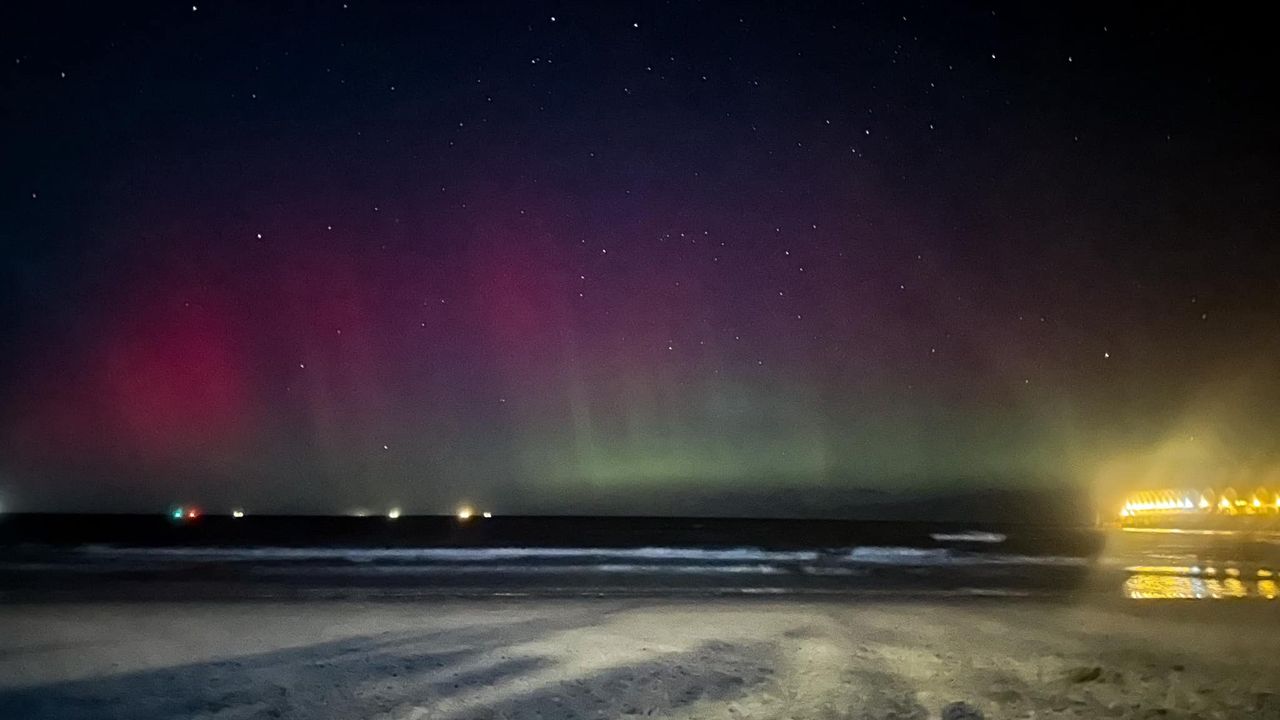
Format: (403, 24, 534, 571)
(930, 531, 1007, 543)
(249, 562, 793, 576)
(71, 545, 823, 563)
(50, 544, 1091, 569)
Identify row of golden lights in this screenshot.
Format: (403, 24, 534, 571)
(1119, 488, 1280, 517)
(171, 506, 492, 520)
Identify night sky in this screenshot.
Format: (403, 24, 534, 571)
(2, 2, 1277, 516)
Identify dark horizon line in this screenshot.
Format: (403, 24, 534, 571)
(0, 511, 1097, 525)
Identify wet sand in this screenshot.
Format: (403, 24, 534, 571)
(2, 597, 1277, 719)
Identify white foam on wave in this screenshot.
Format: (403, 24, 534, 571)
(930, 531, 1007, 544)
(75, 545, 822, 563)
(843, 547, 954, 565)
(251, 562, 791, 576)
(842, 546, 1087, 567)
(66, 544, 1088, 569)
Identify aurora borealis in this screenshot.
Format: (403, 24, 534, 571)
(2, 2, 1277, 516)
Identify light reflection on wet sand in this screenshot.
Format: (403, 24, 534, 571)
(1124, 568, 1279, 600)
(1110, 526, 1280, 599)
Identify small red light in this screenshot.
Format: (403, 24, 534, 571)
(187, 510, 198, 518)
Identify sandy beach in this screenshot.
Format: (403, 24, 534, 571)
(2, 597, 1276, 719)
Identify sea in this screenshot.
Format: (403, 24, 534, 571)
(1, 514, 1277, 601)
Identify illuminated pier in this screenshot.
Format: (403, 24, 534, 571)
(1119, 487, 1280, 527)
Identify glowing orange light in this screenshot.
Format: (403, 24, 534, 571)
(1119, 488, 1280, 522)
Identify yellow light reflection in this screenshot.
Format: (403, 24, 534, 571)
(1259, 580, 1279, 600)
(1217, 578, 1248, 598)
(1125, 572, 1278, 600)
(1125, 574, 1199, 600)
(1126, 565, 1199, 575)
